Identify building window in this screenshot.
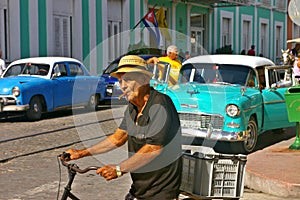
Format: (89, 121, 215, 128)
(0, 8, 8, 60)
(260, 20, 269, 57)
(190, 13, 206, 56)
(107, 21, 121, 62)
(242, 20, 251, 52)
(222, 18, 231, 46)
(275, 23, 283, 59)
(54, 15, 71, 57)
(107, 0, 122, 62)
(293, 24, 300, 39)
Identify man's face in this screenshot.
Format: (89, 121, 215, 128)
(118, 72, 147, 102)
(168, 50, 178, 60)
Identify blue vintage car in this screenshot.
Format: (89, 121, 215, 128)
(0, 57, 106, 120)
(165, 55, 295, 153)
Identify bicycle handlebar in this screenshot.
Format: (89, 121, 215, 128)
(58, 152, 100, 174)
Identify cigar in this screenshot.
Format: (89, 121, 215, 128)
(118, 93, 126, 99)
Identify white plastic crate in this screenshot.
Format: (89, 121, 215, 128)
(180, 146, 247, 199)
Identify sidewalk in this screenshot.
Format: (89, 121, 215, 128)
(245, 137, 300, 198)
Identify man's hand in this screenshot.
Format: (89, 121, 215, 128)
(64, 149, 86, 160)
(147, 57, 159, 65)
(97, 165, 118, 181)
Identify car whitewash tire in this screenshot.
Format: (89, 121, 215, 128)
(85, 94, 99, 111)
(26, 96, 43, 121)
(242, 116, 258, 154)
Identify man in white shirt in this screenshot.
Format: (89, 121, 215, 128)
(0, 50, 6, 75)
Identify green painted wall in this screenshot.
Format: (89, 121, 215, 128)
(20, 0, 30, 58)
(130, 0, 136, 45)
(38, 0, 47, 56)
(82, 0, 90, 70)
(175, 3, 187, 52)
(96, 0, 103, 74)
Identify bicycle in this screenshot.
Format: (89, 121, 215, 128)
(57, 153, 101, 200)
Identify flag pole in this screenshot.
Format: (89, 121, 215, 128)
(131, 4, 157, 31)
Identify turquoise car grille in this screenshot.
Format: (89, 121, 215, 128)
(179, 113, 224, 130)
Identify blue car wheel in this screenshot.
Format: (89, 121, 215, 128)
(26, 96, 43, 121)
(85, 94, 99, 111)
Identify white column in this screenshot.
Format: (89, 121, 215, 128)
(46, 0, 54, 56)
(235, 6, 239, 54)
(89, 0, 97, 75)
(213, 7, 218, 53)
(134, 0, 141, 44)
(8, 0, 20, 60)
(29, 0, 39, 57)
(72, 0, 83, 60)
(172, 2, 176, 43)
(187, 5, 191, 53)
(102, 0, 108, 68)
(0, 8, 5, 59)
(122, 0, 130, 53)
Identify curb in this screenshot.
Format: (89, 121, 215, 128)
(245, 169, 300, 198)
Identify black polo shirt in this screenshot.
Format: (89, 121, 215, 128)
(119, 88, 182, 200)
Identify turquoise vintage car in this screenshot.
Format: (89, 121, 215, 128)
(166, 55, 295, 153)
(0, 57, 106, 121)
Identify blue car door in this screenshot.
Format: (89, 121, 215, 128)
(52, 62, 74, 108)
(262, 67, 294, 130)
(68, 62, 95, 105)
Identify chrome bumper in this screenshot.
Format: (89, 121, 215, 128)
(0, 96, 29, 112)
(0, 104, 30, 112)
(181, 127, 247, 142)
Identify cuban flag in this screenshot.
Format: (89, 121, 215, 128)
(142, 9, 161, 47)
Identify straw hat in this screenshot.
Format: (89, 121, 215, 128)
(110, 55, 153, 78)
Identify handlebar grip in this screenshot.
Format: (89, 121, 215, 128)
(59, 152, 71, 160)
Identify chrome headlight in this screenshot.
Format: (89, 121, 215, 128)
(226, 104, 240, 117)
(12, 87, 20, 97)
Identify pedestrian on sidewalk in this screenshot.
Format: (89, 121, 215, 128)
(247, 45, 256, 56)
(0, 50, 6, 76)
(64, 55, 182, 200)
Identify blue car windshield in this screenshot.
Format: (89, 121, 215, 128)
(179, 63, 253, 86)
(3, 63, 50, 77)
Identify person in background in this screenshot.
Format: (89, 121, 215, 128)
(293, 53, 300, 84)
(64, 55, 182, 200)
(240, 49, 246, 55)
(291, 43, 300, 57)
(247, 45, 256, 56)
(147, 45, 182, 85)
(179, 49, 185, 62)
(0, 50, 6, 76)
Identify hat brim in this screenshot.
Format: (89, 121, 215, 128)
(110, 67, 154, 79)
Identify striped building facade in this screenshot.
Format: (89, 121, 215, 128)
(0, 0, 299, 75)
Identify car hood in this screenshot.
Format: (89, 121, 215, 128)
(0, 76, 48, 94)
(167, 83, 248, 114)
(101, 73, 118, 83)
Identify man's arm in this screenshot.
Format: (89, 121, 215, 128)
(65, 128, 128, 160)
(97, 143, 162, 180)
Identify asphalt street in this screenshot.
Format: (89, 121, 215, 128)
(0, 105, 298, 200)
